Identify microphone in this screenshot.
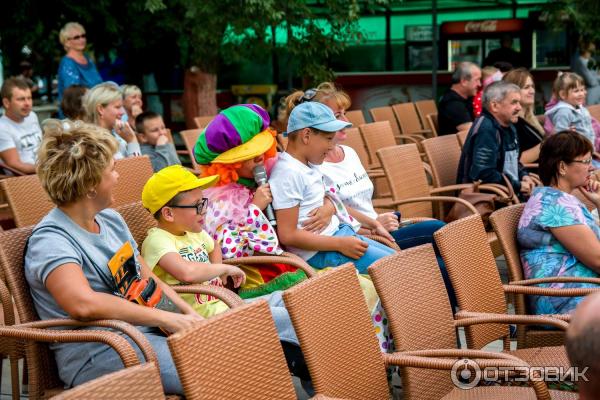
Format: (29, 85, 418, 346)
(252, 165, 277, 226)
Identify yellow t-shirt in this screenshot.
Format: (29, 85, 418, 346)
(141, 227, 229, 318)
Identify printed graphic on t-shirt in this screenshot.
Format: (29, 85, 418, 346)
(20, 130, 42, 159)
(178, 243, 223, 304)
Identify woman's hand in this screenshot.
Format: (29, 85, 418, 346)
(302, 199, 335, 233)
(336, 236, 368, 259)
(376, 212, 399, 231)
(370, 221, 395, 242)
(252, 184, 272, 211)
(578, 179, 600, 208)
(161, 312, 204, 333)
(219, 264, 246, 288)
(114, 120, 138, 143)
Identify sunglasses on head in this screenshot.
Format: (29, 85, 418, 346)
(68, 33, 86, 41)
(299, 88, 318, 104)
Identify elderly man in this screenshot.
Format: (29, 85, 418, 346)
(438, 61, 481, 136)
(0, 77, 42, 175)
(457, 81, 534, 196)
(566, 292, 600, 400)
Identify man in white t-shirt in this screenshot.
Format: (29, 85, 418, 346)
(0, 77, 43, 175)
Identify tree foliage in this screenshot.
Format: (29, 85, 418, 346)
(545, 0, 600, 42)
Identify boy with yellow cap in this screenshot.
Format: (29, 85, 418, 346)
(141, 165, 245, 317)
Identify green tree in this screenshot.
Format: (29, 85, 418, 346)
(545, 0, 600, 41)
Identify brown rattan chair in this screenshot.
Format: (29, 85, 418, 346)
(433, 214, 592, 371)
(456, 130, 469, 148)
(113, 155, 154, 207)
(422, 134, 462, 189)
(414, 99, 437, 127)
(490, 204, 600, 348)
(426, 112, 438, 136)
(369, 106, 402, 139)
(391, 102, 432, 138)
(49, 362, 165, 400)
(0, 276, 23, 400)
(164, 129, 188, 158)
(194, 115, 215, 129)
(180, 129, 202, 170)
(588, 104, 600, 122)
(342, 127, 371, 170)
(373, 143, 507, 255)
(345, 109, 366, 127)
(0, 174, 53, 227)
(284, 263, 562, 400)
(368, 244, 575, 400)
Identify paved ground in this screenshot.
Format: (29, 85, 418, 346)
(1, 256, 513, 399)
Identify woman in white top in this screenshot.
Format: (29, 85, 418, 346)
(285, 83, 455, 307)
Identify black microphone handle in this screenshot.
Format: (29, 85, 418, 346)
(264, 204, 277, 226)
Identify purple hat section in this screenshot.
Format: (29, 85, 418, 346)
(203, 114, 242, 154)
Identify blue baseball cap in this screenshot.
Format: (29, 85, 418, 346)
(284, 102, 352, 137)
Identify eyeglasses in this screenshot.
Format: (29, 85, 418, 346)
(299, 88, 318, 104)
(169, 198, 209, 214)
(570, 158, 593, 165)
(68, 33, 86, 41)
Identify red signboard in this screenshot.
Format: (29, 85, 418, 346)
(441, 19, 526, 35)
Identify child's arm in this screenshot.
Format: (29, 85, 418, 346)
(158, 252, 245, 287)
(275, 206, 367, 260)
(552, 108, 574, 132)
(345, 205, 394, 241)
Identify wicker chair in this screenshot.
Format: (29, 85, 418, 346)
(490, 204, 600, 348)
(283, 263, 563, 400)
(345, 109, 366, 127)
(0, 225, 243, 399)
(456, 130, 469, 148)
(433, 214, 594, 371)
(113, 155, 154, 207)
(368, 244, 576, 400)
(588, 104, 600, 122)
(414, 100, 437, 127)
(0, 277, 23, 400)
(49, 362, 165, 400)
(425, 113, 438, 136)
(422, 134, 462, 189)
(369, 106, 402, 139)
(0, 174, 53, 227)
(194, 115, 215, 130)
(391, 102, 433, 138)
(179, 129, 202, 170)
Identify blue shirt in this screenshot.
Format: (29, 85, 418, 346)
(57, 55, 103, 101)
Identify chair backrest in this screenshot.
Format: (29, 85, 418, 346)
(422, 134, 461, 187)
(180, 129, 202, 170)
(369, 106, 401, 138)
(283, 264, 389, 400)
(433, 214, 509, 349)
(588, 104, 600, 122)
(0, 175, 54, 227)
(342, 127, 370, 169)
(115, 201, 157, 249)
(426, 113, 438, 136)
(376, 144, 433, 218)
(359, 121, 398, 169)
(456, 130, 469, 148)
(346, 109, 366, 127)
(392, 102, 423, 135)
(368, 245, 456, 400)
(50, 362, 165, 400)
(113, 156, 154, 207)
(194, 115, 215, 129)
(167, 300, 297, 400)
(0, 226, 63, 398)
(414, 100, 437, 127)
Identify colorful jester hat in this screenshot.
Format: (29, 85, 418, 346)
(194, 104, 275, 166)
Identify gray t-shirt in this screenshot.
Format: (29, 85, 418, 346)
(25, 207, 141, 386)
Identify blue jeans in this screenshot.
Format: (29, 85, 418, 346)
(307, 224, 396, 273)
(390, 217, 457, 310)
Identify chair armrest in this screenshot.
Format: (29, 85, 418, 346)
(395, 135, 421, 146)
(367, 170, 386, 179)
(0, 277, 15, 326)
(0, 324, 141, 367)
(511, 277, 600, 285)
(407, 129, 433, 138)
(523, 163, 539, 170)
(18, 318, 157, 363)
(502, 283, 600, 297)
(0, 161, 26, 176)
(172, 284, 244, 308)
(373, 196, 478, 214)
(223, 254, 317, 278)
(362, 234, 400, 251)
(429, 183, 511, 199)
(454, 311, 569, 330)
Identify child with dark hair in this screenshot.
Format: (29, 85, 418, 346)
(60, 84, 88, 121)
(135, 111, 181, 171)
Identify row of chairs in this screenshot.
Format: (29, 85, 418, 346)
(17, 205, 590, 399)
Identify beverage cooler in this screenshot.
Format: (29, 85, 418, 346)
(405, 25, 434, 71)
(440, 19, 533, 70)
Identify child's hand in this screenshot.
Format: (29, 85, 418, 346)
(337, 236, 368, 259)
(303, 202, 335, 233)
(252, 184, 272, 211)
(156, 134, 169, 146)
(376, 212, 399, 231)
(370, 222, 395, 242)
(220, 265, 246, 288)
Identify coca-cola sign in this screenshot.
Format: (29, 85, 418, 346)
(465, 20, 498, 33)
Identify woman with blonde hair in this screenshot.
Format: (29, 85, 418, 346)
(502, 68, 545, 163)
(57, 22, 102, 105)
(83, 83, 140, 159)
(25, 120, 200, 393)
(120, 84, 144, 130)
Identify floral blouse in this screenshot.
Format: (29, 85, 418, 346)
(517, 186, 600, 315)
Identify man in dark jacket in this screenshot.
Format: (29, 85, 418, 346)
(457, 81, 534, 197)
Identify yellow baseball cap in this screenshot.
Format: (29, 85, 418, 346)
(142, 165, 219, 214)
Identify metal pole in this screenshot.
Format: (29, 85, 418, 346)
(385, 7, 392, 71)
(432, 0, 438, 101)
